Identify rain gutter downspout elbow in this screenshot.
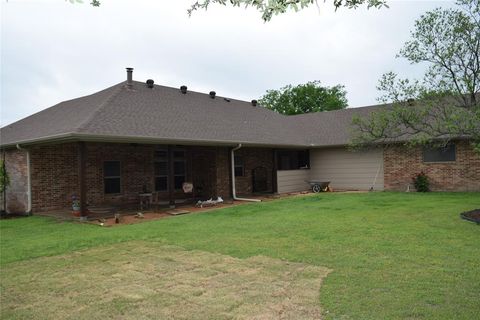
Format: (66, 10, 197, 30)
(16, 144, 32, 215)
(231, 144, 261, 203)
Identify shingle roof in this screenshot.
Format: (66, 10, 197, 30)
(0, 81, 385, 148)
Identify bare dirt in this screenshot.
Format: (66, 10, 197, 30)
(461, 209, 480, 224)
(0, 241, 331, 319)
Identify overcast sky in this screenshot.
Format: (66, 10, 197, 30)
(1, 0, 454, 126)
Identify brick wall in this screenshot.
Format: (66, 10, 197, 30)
(234, 148, 274, 195)
(25, 142, 241, 212)
(384, 140, 480, 191)
(84, 143, 156, 207)
(3, 149, 29, 213)
(6, 143, 272, 213)
(30, 143, 80, 212)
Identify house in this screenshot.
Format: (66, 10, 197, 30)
(1, 68, 479, 214)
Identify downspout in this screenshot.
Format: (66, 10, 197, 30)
(16, 144, 32, 214)
(231, 144, 261, 202)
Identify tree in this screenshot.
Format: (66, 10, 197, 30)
(188, 0, 387, 21)
(74, 0, 388, 21)
(351, 0, 480, 153)
(259, 81, 348, 115)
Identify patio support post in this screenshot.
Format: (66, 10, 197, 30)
(272, 149, 278, 194)
(168, 145, 175, 208)
(78, 142, 87, 216)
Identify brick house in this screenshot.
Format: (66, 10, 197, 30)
(1, 69, 479, 214)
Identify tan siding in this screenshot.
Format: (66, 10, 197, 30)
(310, 148, 384, 191)
(277, 170, 310, 193)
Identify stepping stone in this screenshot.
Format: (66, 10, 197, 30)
(166, 209, 190, 216)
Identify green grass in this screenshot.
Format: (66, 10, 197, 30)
(1, 192, 479, 319)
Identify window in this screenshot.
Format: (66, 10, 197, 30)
(234, 156, 244, 177)
(277, 150, 310, 170)
(154, 147, 168, 191)
(423, 144, 456, 162)
(173, 149, 186, 190)
(104, 161, 121, 194)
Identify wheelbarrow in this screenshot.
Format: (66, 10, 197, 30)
(306, 181, 330, 193)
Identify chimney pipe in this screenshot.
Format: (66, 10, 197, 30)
(180, 85, 187, 94)
(126, 67, 134, 87)
(251, 99, 258, 107)
(209, 91, 216, 99)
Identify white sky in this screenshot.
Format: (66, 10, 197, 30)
(1, 0, 454, 126)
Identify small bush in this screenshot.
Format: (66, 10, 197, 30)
(413, 172, 430, 192)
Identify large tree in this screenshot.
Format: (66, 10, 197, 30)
(259, 81, 348, 115)
(76, 0, 387, 21)
(351, 0, 480, 152)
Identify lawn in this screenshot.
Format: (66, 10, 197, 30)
(1, 192, 479, 319)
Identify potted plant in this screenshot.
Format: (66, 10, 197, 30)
(72, 194, 81, 217)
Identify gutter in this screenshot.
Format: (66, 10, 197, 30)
(16, 144, 32, 215)
(231, 144, 261, 203)
(0, 132, 309, 149)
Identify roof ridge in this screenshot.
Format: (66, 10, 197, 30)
(75, 83, 124, 132)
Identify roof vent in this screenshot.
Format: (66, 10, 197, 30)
(146, 79, 154, 88)
(251, 99, 258, 106)
(224, 97, 231, 102)
(209, 91, 216, 99)
(180, 85, 187, 94)
(126, 67, 134, 87)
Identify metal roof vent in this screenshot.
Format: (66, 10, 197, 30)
(146, 79, 154, 88)
(126, 67, 134, 87)
(224, 97, 231, 102)
(209, 91, 216, 99)
(180, 85, 187, 94)
(251, 99, 258, 106)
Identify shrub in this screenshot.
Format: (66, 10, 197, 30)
(413, 172, 430, 192)
(0, 160, 9, 194)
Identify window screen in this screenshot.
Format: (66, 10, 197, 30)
(173, 149, 186, 190)
(234, 156, 244, 177)
(277, 150, 310, 170)
(423, 144, 456, 162)
(104, 161, 121, 194)
(154, 147, 168, 191)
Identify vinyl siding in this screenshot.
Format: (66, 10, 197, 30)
(309, 147, 384, 191)
(277, 170, 310, 193)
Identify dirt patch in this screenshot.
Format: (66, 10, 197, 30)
(461, 209, 480, 224)
(0, 241, 331, 319)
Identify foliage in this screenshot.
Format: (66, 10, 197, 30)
(0, 160, 10, 194)
(259, 81, 348, 115)
(351, 0, 480, 152)
(188, 0, 388, 21)
(412, 171, 430, 192)
(71, 194, 81, 209)
(69, 0, 388, 21)
(66, 0, 100, 6)
(1, 192, 479, 319)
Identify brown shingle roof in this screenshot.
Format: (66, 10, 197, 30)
(0, 81, 384, 148)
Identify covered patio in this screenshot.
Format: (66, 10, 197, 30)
(23, 140, 276, 217)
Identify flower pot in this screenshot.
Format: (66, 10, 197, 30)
(72, 206, 81, 217)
